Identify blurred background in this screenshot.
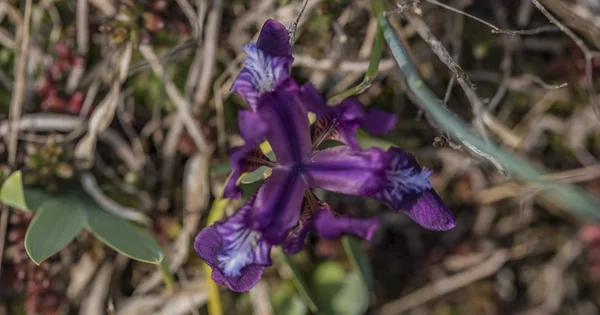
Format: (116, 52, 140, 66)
(1, 0, 600, 314)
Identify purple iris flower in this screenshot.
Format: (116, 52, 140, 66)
(194, 19, 455, 292)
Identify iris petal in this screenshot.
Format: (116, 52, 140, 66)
(256, 79, 311, 165)
(283, 209, 314, 255)
(250, 168, 307, 244)
(302, 146, 388, 196)
(372, 147, 455, 231)
(194, 194, 272, 292)
(256, 19, 292, 57)
(314, 209, 380, 241)
(223, 110, 271, 199)
(231, 44, 292, 109)
(299, 84, 397, 150)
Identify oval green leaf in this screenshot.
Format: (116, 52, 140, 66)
(82, 195, 163, 264)
(24, 196, 87, 264)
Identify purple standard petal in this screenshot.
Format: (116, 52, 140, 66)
(299, 84, 397, 150)
(301, 146, 388, 196)
(250, 168, 307, 244)
(256, 79, 311, 165)
(231, 43, 292, 109)
(314, 208, 380, 241)
(223, 111, 272, 199)
(194, 195, 273, 292)
(257, 19, 292, 58)
(372, 147, 455, 231)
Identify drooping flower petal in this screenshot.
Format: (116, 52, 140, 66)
(299, 84, 397, 149)
(256, 19, 292, 58)
(314, 209, 380, 241)
(250, 168, 307, 244)
(301, 146, 388, 196)
(194, 194, 272, 292)
(255, 79, 311, 165)
(372, 147, 455, 231)
(223, 110, 271, 199)
(231, 43, 292, 109)
(403, 189, 456, 231)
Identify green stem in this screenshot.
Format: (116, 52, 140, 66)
(159, 258, 175, 294)
(280, 251, 319, 313)
(327, 25, 384, 105)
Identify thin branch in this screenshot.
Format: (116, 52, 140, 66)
(405, 12, 493, 143)
(396, 0, 559, 36)
(76, 0, 89, 55)
(192, 0, 221, 109)
(139, 45, 211, 153)
(288, 0, 309, 47)
(377, 250, 508, 315)
(175, 0, 199, 37)
(80, 173, 151, 225)
(7, 0, 32, 166)
(531, 0, 600, 119)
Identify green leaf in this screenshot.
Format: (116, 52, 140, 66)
(0, 171, 54, 212)
(0, 171, 28, 211)
(82, 195, 163, 264)
(342, 237, 374, 291)
(21, 189, 56, 212)
(282, 253, 319, 313)
(376, 11, 600, 221)
(24, 196, 86, 264)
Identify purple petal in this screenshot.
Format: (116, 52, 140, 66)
(223, 111, 271, 199)
(314, 209, 380, 241)
(363, 108, 398, 135)
(299, 84, 397, 150)
(283, 210, 315, 254)
(256, 79, 311, 165)
(238, 110, 269, 141)
(404, 189, 456, 231)
(257, 19, 292, 58)
(302, 146, 388, 196)
(298, 83, 333, 116)
(231, 44, 292, 109)
(194, 196, 273, 292)
(372, 147, 455, 231)
(250, 168, 307, 244)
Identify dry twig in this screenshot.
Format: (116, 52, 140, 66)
(377, 250, 509, 315)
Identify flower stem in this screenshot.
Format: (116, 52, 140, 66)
(327, 25, 384, 105)
(159, 258, 175, 294)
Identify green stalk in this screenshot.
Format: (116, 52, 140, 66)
(159, 258, 175, 294)
(328, 26, 385, 105)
